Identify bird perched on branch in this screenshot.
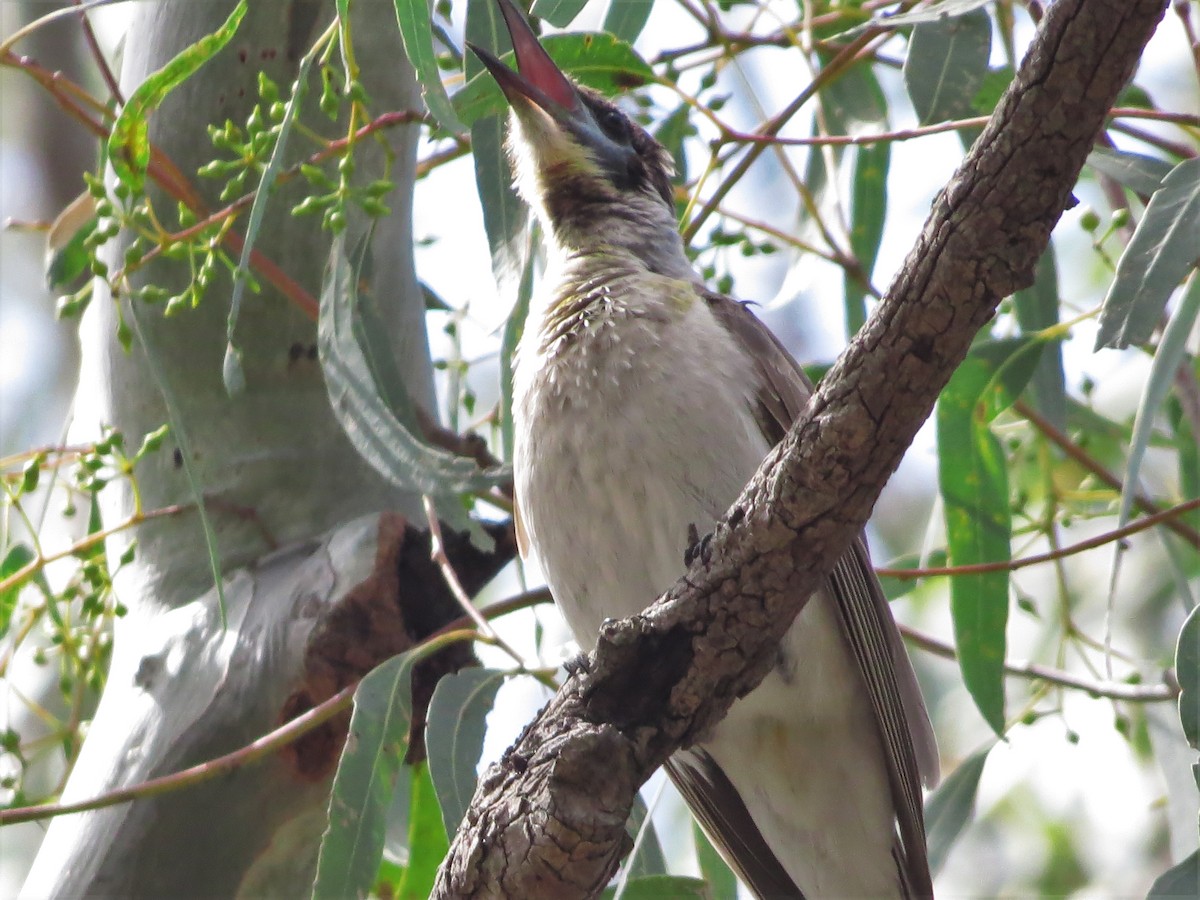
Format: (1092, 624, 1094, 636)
(470, 1, 940, 896)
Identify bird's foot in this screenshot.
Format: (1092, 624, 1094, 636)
(685, 523, 714, 568)
(563, 652, 591, 677)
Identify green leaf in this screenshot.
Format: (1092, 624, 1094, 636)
(426, 668, 506, 836)
(396, 761, 450, 900)
(1175, 604, 1199, 750)
(904, 8, 991, 126)
(44, 192, 97, 290)
(624, 793, 668, 879)
(1087, 147, 1173, 197)
(108, 0, 247, 192)
(693, 822, 738, 900)
(224, 40, 320, 397)
(313, 652, 416, 900)
(925, 744, 993, 875)
(1013, 246, 1067, 431)
(600, 876, 710, 899)
(0, 544, 36, 633)
(465, 0, 529, 287)
(937, 339, 1043, 734)
(1148, 850, 1200, 898)
(1095, 157, 1200, 349)
(455, 32, 654, 127)
(1118, 271, 1200, 530)
(531, 0, 590, 27)
(499, 229, 537, 460)
(844, 141, 889, 337)
(603, 0, 653, 44)
(318, 234, 511, 493)
(864, 0, 993, 31)
(394, 0, 465, 135)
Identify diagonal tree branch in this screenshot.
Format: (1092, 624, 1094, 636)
(434, 0, 1171, 896)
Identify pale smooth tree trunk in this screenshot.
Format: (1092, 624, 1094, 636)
(22, 0, 435, 895)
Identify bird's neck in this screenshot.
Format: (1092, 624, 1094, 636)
(539, 195, 697, 283)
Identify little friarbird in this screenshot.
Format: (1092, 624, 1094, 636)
(469, 2, 941, 896)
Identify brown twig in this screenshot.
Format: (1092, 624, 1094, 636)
(1016, 399, 1200, 548)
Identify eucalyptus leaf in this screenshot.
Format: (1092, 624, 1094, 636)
(455, 32, 654, 127)
(1095, 157, 1200, 350)
(531, 0, 590, 27)
(1117, 271, 1200, 530)
(1013, 246, 1067, 431)
(925, 745, 993, 874)
(1088, 147, 1174, 197)
(318, 234, 511, 494)
(108, 0, 247, 192)
(624, 792, 668, 879)
(937, 339, 1043, 734)
(1175, 604, 1199, 750)
(395, 762, 450, 900)
(694, 822, 738, 900)
(313, 652, 416, 900)
(426, 668, 506, 836)
(393, 0, 465, 135)
(904, 9, 991, 126)
(603, 0, 652, 44)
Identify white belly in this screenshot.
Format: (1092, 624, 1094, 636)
(513, 292, 900, 897)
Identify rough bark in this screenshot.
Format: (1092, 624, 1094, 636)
(434, 0, 1171, 896)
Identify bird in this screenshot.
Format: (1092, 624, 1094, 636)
(469, 1, 940, 896)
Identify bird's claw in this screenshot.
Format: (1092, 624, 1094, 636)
(685, 523, 714, 568)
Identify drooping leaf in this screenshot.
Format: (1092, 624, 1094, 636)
(1147, 849, 1200, 898)
(865, 0, 994, 31)
(313, 652, 416, 900)
(466, 0, 530, 288)
(600, 876, 710, 899)
(224, 39, 320, 396)
(1013, 246, 1067, 431)
(499, 228, 537, 460)
(1087, 147, 1174, 197)
(1175, 604, 1199, 750)
(393, 0, 466, 135)
(904, 8, 991, 126)
(925, 744, 994, 874)
(844, 140, 889, 337)
(937, 339, 1043, 734)
(1118, 271, 1200, 529)
(693, 822, 739, 900)
(318, 234, 511, 494)
(455, 32, 654, 127)
(624, 792, 668, 879)
(0, 544, 37, 633)
(531, 0, 590, 27)
(1095, 157, 1200, 350)
(396, 761, 451, 900)
(603, 0, 652, 44)
(45, 192, 97, 290)
(426, 668, 506, 836)
(108, 0, 248, 192)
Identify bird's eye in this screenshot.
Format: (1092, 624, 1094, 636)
(597, 107, 630, 143)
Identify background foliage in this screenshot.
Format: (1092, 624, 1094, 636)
(1, 0, 1198, 895)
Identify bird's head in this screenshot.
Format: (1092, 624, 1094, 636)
(469, 0, 684, 271)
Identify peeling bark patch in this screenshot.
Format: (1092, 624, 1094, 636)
(279, 513, 516, 781)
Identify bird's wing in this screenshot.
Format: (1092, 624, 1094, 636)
(665, 751, 807, 899)
(705, 290, 939, 897)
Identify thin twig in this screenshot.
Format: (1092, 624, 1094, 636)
(878, 496, 1200, 579)
(421, 495, 524, 665)
(74, 0, 123, 105)
(0, 682, 356, 826)
(1016, 399, 1200, 548)
(899, 623, 1178, 702)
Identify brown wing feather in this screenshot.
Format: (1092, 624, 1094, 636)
(705, 290, 938, 898)
(666, 752, 806, 899)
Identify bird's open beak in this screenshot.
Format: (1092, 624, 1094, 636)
(467, 0, 581, 118)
